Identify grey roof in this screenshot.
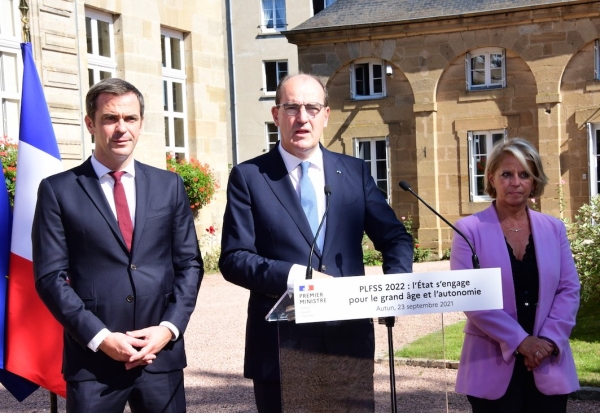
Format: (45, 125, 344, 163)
(288, 0, 586, 33)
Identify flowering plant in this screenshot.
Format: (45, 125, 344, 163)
(0, 136, 17, 206)
(201, 225, 220, 274)
(166, 153, 219, 216)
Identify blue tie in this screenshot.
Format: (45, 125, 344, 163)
(300, 161, 319, 237)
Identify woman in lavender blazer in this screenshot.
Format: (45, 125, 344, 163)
(450, 138, 580, 412)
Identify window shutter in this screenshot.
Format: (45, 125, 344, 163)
(587, 122, 595, 197)
(595, 41, 599, 80)
(467, 131, 474, 201)
(350, 64, 355, 99)
(465, 53, 471, 91)
(501, 49, 507, 88)
(385, 135, 391, 204)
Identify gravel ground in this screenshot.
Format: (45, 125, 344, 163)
(1, 261, 597, 412)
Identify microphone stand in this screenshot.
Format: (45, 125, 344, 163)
(379, 316, 398, 412)
(399, 181, 480, 269)
(306, 185, 332, 279)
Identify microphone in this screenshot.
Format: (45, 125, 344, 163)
(306, 185, 332, 280)
(399, 181, 480, 269)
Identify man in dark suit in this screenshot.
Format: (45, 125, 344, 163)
(32, 78, 202, 413)
(219, 73, 413, 412)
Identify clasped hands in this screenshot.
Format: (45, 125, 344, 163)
(516, 335, 556, 371)
(98, 325, 173, 370)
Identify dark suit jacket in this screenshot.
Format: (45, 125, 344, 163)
(219, 144, 413, 380)
(32, 158, 202, 382)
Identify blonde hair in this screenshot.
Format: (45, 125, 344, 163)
(484, 137, 548, 198)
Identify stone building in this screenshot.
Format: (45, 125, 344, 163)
(1, 0, 229, 234)
(284, 0, 600, 255)
(225, 0, 337, 164)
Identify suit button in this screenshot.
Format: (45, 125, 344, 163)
(126, 295, 134, 303)
(321, 265, 327, 272)
(130, 264, 137, 270)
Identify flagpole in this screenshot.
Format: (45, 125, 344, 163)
(18, 0, 30, 43)
(19, 2, 58, 413)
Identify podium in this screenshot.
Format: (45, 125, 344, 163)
(266, 268, 502, 412)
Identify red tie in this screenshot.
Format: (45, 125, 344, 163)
(109, 171, 133, 251)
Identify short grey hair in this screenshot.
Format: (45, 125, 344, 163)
(86, 78, 144, 120)
(484, 137, 548, 198)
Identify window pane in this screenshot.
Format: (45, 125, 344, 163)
(97, 20, 111, 58)
(88, 68, 94, 88)
(492, 133, 504, 145)
(490, 68, 503, 85)
(376, 160, 386, 180)
(262, 0, 274, 28)
(1, 0, 15, 37)
(355, 64, 368, 96)
(313, 0, 324, 14)
(85, 17, 93, 54)
(278, 61, 288, 82)
(2, 99, 19, 139)
(164, 117, 170, 146)
(174, 118, 184, 147)
(170, 37, 182, 70)
(163, 81, 168, 111)
(161, 35, 166, 67)
(0, 52, 18, 93)
(373, 79, 382, 94)
(275, 0, 286, 28)
(172, 82, 184, 113)
(265, 62, 277, 92)
(358, 141, 371, 160)
(375, 140, 386, 159)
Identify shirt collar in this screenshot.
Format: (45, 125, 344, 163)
(278, 143, 324, 173)
(91, 154, 136, 179)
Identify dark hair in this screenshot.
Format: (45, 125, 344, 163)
(86, 78, 145, 120)
(275, 73, 329, 107)
(485, 137, 548, 198)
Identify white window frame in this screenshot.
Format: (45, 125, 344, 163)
(260, 0, 286, 33)
(587, 123, 600, 197)
(265, 122, 278, 151)
(85, 9, 116, 87)
(354, 137, 390, 203)
(465, 47, 506, 91)
(467, 130, 507, 202)
(0, 0, 22, 141)
(350, 59, 386, 100)
(263, 60, 287, 95)
(162, 28, 188, 160)
(312, 0, 337, 15)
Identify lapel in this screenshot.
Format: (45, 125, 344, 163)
(75, 158, 128, 253)
(528, 209, 557, 334)
(260, 146, 315, 248)
(321, 148, 343, 257)
(132, 161, 149, 257)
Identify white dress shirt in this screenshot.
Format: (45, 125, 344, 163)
(277, 145, 327, 292)
(87, 155, 178, 352)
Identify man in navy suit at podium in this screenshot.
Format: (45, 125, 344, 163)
(220, 73, 413, 412)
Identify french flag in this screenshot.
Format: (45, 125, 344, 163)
(0, 141, 39, 401)
(4, 43, 66, 397)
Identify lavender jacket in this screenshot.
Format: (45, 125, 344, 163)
(450, 204, 580, 399)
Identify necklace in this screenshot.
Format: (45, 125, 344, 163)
(502, 221, 524, 232)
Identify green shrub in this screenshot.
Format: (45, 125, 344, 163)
(401, 215, 432, 263)
(362, 234, 383, 266)
(566, 195, 600, 301)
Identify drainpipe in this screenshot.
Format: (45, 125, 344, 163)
(225, 0, 238, 165)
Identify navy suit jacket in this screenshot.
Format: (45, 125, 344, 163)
(219, 144, 413, 380)
(32, 158, 202, 382)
